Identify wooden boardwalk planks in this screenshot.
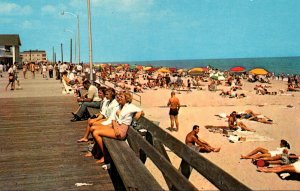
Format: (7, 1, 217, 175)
(0, 96, 114, 191)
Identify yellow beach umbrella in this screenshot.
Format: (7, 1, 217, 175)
(188, 67, 204, 74)
(157, 68, 171, 73)
(115, 66, 123, 70)
(143, 66, 152, 71)
(249, 68, 269, 75)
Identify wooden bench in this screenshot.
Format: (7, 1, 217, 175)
(103, 135, 162, 190)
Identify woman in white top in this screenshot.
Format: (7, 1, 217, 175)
(77, 88, 118, 143)
(241, 139, 290, 160)
(92, 91, 143, 164)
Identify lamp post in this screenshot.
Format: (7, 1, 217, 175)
(87, 0, 93, 82)
(64, 29, 76, 64)
(61, 43, 63, 63)
(61, 11, 80, 65)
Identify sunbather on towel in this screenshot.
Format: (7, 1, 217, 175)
(241, 139, 290, 160)
(228, 111, 255, 132)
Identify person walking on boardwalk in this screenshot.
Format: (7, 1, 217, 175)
(167, 91, 180, 131)
(5, 65, 15, 91)
(185, 125, 220, 152)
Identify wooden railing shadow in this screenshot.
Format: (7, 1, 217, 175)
(103, 116, 251, 191)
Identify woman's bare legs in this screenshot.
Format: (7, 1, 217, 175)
(77, 119, 104, 142)
(257, 165, 296, 173)
(92, 126, 116, 164)
(241, 147, 269, 159)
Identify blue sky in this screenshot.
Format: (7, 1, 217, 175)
(1, 0, 300, 63)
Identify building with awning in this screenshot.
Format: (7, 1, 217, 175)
(0, 34, 21, 64)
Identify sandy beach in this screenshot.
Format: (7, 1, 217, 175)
(134, 77, 300, 190)
(0, 70, 299, 190)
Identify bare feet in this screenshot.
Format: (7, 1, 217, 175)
(96, 157, 105, 164)
(240, 155, 251, 159)
(214, 147, 221, 152)
(77, 138, 88, 143)
(84, 152, 93, 157)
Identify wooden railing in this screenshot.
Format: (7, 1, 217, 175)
(103, 116, 251, 191)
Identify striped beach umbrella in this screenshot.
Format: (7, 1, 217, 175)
(249, 68, 269, 75)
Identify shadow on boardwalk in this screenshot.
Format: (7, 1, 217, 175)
(0, 95, 114, 190)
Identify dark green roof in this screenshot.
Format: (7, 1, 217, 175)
(0, 34, 21, 46)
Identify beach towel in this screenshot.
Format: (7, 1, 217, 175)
(228, 129, 273, 143)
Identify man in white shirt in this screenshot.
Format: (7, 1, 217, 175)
(71, 80, 101, 121)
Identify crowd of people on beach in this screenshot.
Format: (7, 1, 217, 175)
(1, 60, 299, 180)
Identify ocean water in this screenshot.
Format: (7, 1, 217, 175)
(126, 56, 300, 75)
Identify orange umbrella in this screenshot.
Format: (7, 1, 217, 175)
(157, 68, 171, 73)
(249, 68, 269, 75)
(188, 67, 204, 75)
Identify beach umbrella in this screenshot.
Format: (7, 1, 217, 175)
(249, 68, 269, 75)
(148, 67, 158, 72)
(230, 66, 246, 72)
(177, 68, 186, 73)
(169, 67, 177, 73)
(157, 68, 171, 73)
(136, 65, 143, 70)
(115, 66, 123, 70)
(143, 66, 152, 71)
(188, 67, 204, 75)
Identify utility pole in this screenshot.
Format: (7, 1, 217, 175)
(70, 38, 72, 64)
(61, 43, 64, 63)
(87, 0, 93, 82)
(52, 47, 54, 64)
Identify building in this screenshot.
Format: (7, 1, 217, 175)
(0, 34, 22, 64)
(20, 50, 47, 63)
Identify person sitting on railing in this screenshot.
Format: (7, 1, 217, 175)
(92, 91, 144, 164)
(185, 125, 220, 152)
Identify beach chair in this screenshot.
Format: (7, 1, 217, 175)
(62, 79, 74, 95)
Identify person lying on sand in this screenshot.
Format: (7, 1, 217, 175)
(287, 83, 300, 92)
(185, 125, 220, 153)
(257, 159, 300, 174)
(228, 111, 255, 132)
(241, 139, 290, 160)
(252, 152, 300, 166)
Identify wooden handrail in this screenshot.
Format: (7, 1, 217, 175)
(132, 116, 252, 191)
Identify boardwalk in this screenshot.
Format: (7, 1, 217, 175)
(0, 74, 114, 190)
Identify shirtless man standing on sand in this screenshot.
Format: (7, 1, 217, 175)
(186, 125, 220, 152)
(167, 91, 180, 131)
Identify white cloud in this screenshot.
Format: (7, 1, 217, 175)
(87, 0, 154, 11)
(22, 20, 33, 29)
(0, 2, 32, 15)
(41, 5, 57, 15)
